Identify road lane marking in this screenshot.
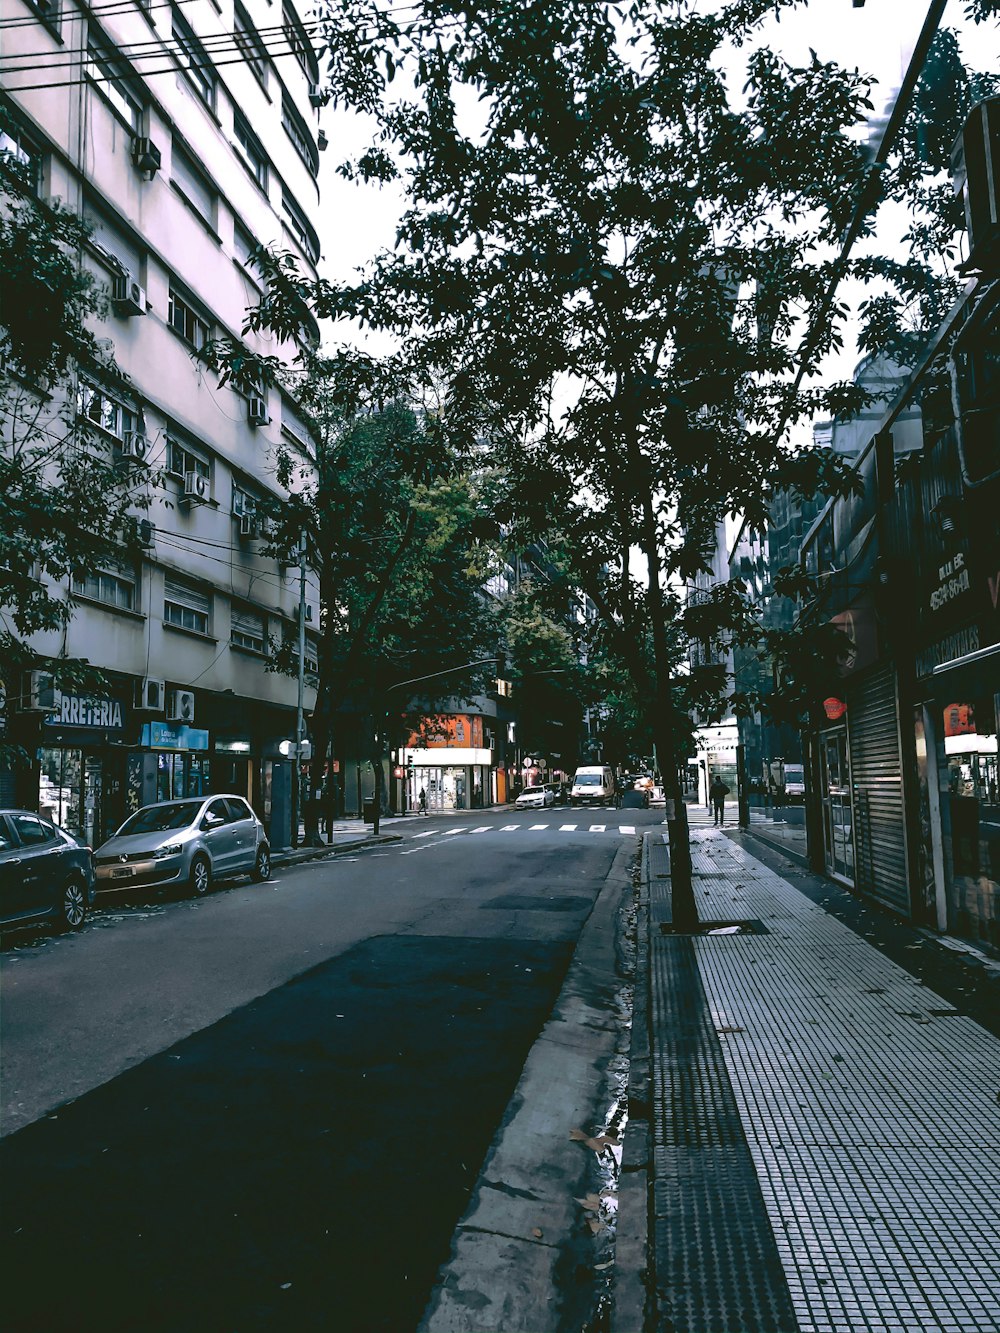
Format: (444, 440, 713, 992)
(500, 825, 520, 832)
(529, 824, 549, 830)
(560, 824, 577, 831)
(619, 826, 636, 834)
(470, 826, 493, 833)
(411, 831, 436, 838)
(590, 824, 606, 832)
(442, 829, 464, 836)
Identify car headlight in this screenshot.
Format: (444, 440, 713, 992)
(154, 843, 184, 859)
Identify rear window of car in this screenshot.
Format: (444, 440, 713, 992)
(224, 798, 254, 821)
(117, 801, 202, 835)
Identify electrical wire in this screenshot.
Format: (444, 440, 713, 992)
(0, 33, 315, 82)
(0, 14, 325, 73)
(0, 0, 203, 30)
(1, 41, 315, 92)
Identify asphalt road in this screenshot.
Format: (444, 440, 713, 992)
(0, 806, 659, 1332)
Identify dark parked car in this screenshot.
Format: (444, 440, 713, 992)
(94, 794, 271, 897)
(0, 810, 96, 931)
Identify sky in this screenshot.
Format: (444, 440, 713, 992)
(313, 0, 998, 375)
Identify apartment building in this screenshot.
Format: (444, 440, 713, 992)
(2, 0, 322, 846)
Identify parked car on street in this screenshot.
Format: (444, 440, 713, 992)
(515, 784, 556, 810)
(94, 795, 270, 898)
(0, 810, 96, 931)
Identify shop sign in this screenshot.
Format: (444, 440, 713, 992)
(49, 693, 126, 732)
(928, 552, 971, 614)
(823, 697, 847, 721)
(915, 624, 981, 678)
(141, 721, 210, 751)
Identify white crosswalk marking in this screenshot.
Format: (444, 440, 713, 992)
(560, 824, 577, 831)
(442, 829, 464, 836)
(500, 824, 520, 832)
(619, 825, 636, 835)
(470, 826, 493, 833)
(411, 831, 436, 838)
(530, 824, 548, 830)
(590, 824, 606, 832)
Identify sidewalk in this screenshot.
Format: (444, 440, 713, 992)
(619, 826, 1000, 1333)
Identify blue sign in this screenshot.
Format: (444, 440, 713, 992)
(141, 722, 210, 751)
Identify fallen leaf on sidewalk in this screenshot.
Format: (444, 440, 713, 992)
(570, 1128, 620, 1152)
(574, 1193, 604, 1212)
(531, 1228, 544, 1239)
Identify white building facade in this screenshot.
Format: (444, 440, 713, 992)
(2, 0, 322, 845)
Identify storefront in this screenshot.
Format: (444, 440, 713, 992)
(403, 713, 495, 812)
(36, 687, 135, 846)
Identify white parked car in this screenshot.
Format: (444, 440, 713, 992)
(515, 785, 556, 810)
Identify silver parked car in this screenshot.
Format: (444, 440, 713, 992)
(94, 795, 271, 897)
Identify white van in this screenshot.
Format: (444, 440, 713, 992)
(570, 765, 616, 806)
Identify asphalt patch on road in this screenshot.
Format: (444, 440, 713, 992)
(0, 934, 572, 1333)
(480, 893, 592, 912)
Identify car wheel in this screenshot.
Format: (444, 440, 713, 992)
(189, 855, 211, 897)
(59, 877, 88, 930)
(251, 846, 271, 882)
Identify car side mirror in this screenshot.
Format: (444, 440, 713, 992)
(202, 813, 223, 830)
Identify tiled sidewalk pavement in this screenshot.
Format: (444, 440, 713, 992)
(647, 828, 1000, 1333)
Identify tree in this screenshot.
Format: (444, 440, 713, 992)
(0, 141, 149, 762)
(245, 2, 988, 917)
(200, 325, 501, 836)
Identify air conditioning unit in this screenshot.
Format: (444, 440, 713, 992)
(20, 670, 60, 713)
(166, 689, 195, 723)
(183, 471, 210, 504)
(308, 83, 324, 108)
(136, 677, 166, 712)
(238, 513, 259, 539)
(247, 395, 269, 426)
(131, 135, 162, 177)
(112, 274, 147, 317)
(121, 430, 149, 463)
(951, 96, 1000, 275)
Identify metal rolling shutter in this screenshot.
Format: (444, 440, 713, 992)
(847, 665, 910, 916)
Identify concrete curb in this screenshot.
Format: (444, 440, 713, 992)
(271, 834, 403, 867)
(611, 835, 653, 1333)
(419, 837, 639, 1333)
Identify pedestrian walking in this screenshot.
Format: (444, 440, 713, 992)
(418, 786, 428, 816)
(709, 776, 730, 826)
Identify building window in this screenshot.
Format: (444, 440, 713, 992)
(281, 94, 318, 176)
(234, 3, 268, 85)
(27, 0, 61, 34)
(166, 437, 210, 480)
(281, 191, 320, 263)
(231, 605, 265, 653)
(0, 126, 42, 195)
(233, 113, 269, 190)
(304, 633, 319, 676)
(72, 566, 136, 611)
(88, 36, 143, 132)
(168, 288, 211, 350)
(171, 142, 216, 227)
(164, 576, 210, 635)
(282, 1, 318, 83)
(234, 221, 258, 268)
(77, 381, 137, 442)
(171, 5, 216, 110)
(231, 485, 257, 518)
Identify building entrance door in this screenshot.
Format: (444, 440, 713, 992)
(820, 729, 854, 883)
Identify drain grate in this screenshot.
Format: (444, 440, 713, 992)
(649, 935, 798, 1332)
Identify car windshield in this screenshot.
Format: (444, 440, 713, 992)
(575, 774, 600, 785)
(116, 801, 202, 835)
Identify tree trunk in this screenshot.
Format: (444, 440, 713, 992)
(638, 480, 696, 930)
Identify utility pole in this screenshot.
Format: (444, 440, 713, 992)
(292, 529, 307, 847)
